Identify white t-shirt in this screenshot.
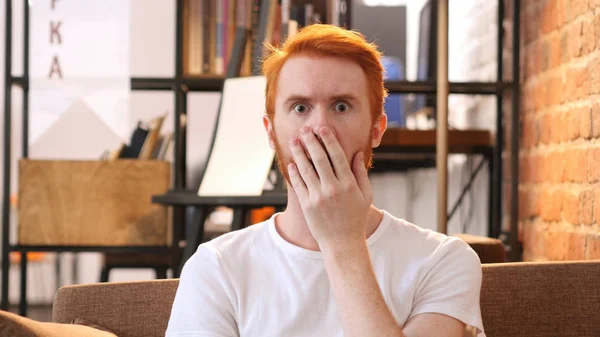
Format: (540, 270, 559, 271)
(165, 210, 486, 337)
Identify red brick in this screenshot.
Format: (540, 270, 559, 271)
(568, 0, 590, 23)
(590, 53, 600, 94)
(525, 42, 540, 79)
(541, 188, 563, 221)
(520, 187, 541, 219)
(580, 106, 593, 139)
(544, 228, 587, 260)
(564, 68, 577, 103)
(564, 65, 589, 102)
(553, 113, 570, 143)
(531, 153, 543, 183)
(569, 21, 584, 58)
(580, 189, 594, 225)
(541, 0, 559, 33)
(521, 221, 546, 258)
(546, 74, 563, 107)
(523, 83, 535, 113)
(595, 11, 600, 51)
(567, 109, 581, 141)
(522, 115, 538, 148)
(583, 16, 596, 54)
(593, 103, 600, 138)
(542, 150, 565, 183)
(524, 6, 541, 44)
(576, 66, 589, 99)
(586, 234, 600, 259)
(594, 189, 600, 223)
(587, 147, 600, 182)
(520, 154, 529, 182)
(563, 190, 581, 224)
(539, 113, 552, 144)
(560, 28, 570, 63)
(564, 147, 589, 182)
(557, 0, 569, 25)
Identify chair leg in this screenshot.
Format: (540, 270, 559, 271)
(155, 267, 168, 279)
(100, 267, 110, 283)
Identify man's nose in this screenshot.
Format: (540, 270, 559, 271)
(307, 109, 333, 136)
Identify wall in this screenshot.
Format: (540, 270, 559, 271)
(518, 0, 600, 261)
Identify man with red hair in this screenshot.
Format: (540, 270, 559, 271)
(166, 24, 485, 337)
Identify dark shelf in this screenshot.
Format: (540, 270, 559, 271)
(9, 245, 171, 253)
(130, 77, 175, 91)
(181, 77, 226, 91)
(129, 76, 512, 95)
(152, 189, 288, 207)
(385, 80, 513, 95)
(9, 76, 27, 89)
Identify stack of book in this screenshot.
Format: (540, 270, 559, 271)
(184, 0, 344, 77)
(101, 113, 187, 162)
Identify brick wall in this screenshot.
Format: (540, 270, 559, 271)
(517, 0, 600, 261)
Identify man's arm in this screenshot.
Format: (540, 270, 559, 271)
(321, 239, 466, 337)
(322, 239, 404, 337)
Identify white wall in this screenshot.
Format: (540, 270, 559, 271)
(0, 0, 498, 304)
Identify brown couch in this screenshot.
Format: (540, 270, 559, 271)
(5, 260, 600, 337)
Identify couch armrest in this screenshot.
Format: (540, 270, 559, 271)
(52, 279, 179, 337)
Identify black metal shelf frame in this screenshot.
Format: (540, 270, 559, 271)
(2, 0, 522, 317)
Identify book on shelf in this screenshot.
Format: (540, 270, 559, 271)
(184, 0, 346, 78)
(103, 113, 187, 162)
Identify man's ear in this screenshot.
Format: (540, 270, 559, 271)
(263, 114, 276, 150)
(371, 112, 388, 148)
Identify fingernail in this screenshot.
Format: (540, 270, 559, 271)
(300, 127, 309, 135)
(289, 139, 299, 147)
(320, 127, 330, 136)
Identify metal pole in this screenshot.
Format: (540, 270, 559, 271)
(1, 0, 13, 311)
(509, 0, 522, 261)
(22, 0, 29, 158)
(436, 0, 449, 234)
(493, 0, 505, 239)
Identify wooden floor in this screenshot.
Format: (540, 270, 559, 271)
(8, 304, 52, 322)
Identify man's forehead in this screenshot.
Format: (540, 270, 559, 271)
(276, 55, 366, 98)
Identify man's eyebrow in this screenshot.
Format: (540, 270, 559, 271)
(283, 95, 312, 105)
(283, 94, 359, 105)
(330, 94, 358, 102)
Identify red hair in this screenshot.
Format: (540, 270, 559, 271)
(260, 24, 387, 124)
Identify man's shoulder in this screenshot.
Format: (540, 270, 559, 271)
(201, 218, 272, 256)
(381, 211, 479, 263)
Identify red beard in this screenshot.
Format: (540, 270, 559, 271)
(272, 128, 374, 186)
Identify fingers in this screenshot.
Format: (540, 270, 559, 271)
(352, 151, 372, 202)
(289, 137, 320, 194)
(300, 127, 336, 183)
(318, 126, 353, 182)
(287, 162, 308, 200)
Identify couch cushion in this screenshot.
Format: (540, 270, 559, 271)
(481, 260, 600, 337)
(0, 310, 117, 337)
(53, 279, 179, 337)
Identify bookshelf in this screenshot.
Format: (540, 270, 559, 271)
(144, 0, 520, 266)
(2, 0, 522, 315)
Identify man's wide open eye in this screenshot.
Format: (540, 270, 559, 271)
(335, 102, 349, 112)
(293, 104, 308, 114)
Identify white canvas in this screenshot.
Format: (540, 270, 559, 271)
(29, 0, 131, 143)
(198, 76, 275, 197)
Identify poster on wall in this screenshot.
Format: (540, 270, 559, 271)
(29, 0, 130, 158)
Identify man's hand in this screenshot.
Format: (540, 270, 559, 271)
(287, 126, 371, 251)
